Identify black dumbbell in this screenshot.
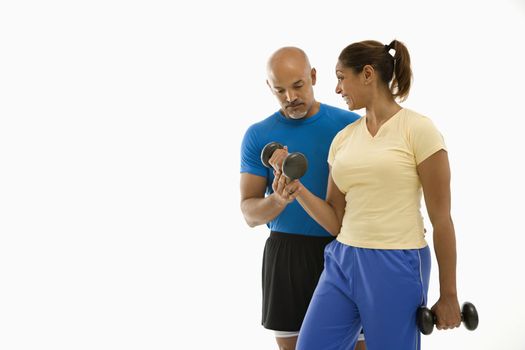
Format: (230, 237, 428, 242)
(260, 142, 308, 180)
(417, 302, 479, 335)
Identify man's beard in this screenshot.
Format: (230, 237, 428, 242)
(285, 103, 308, 119)
(287, 109, 308, 119)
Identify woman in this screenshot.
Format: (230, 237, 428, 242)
(273, 40, 462, 350)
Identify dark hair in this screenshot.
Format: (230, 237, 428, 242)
(338, 39, 412, 101)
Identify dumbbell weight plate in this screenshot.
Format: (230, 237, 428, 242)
(261, 142, 284, 168)
(282, 152, 308, 180)
(416, 307, 435, 335)
(462, 302, 479, 331)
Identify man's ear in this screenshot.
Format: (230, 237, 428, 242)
(310, 68, 317, 86)
(266, 79, 274, 93)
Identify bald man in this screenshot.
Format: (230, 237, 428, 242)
(240, 47, 364, 350)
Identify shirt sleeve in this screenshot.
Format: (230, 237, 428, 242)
(409, 115, 447, 165)
(328, 128, 345, 166)
(240, 124, 268, 177)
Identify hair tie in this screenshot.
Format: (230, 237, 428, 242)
(384, 43, 396, 59)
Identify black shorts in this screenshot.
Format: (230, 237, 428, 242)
(262, 231, 334, 331)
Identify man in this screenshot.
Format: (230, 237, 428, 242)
(240, 47, 364, 350)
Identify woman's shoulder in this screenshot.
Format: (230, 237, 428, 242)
(338, 116, 364, 137)
(330, 117, 364, 152)
(399, 108, 437, 130)
(401, 108, 428, 121)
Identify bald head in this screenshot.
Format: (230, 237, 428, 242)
(265, 47, 318, 120)
(266, 47, 312, 79)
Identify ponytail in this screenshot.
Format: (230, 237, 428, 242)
(386, 40, 412, 101)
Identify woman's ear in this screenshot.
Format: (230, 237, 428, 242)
(362, 64, 375, 85)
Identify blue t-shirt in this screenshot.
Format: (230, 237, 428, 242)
(240, 103, 360, 237)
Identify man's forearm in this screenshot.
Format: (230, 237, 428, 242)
(241, 194, 286, 227)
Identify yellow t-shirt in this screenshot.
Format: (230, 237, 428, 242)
(328, 108, 446, 249)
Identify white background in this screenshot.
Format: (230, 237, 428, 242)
(1, 0, 524, 349)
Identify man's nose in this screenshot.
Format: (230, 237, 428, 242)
(285, 90, 297, 103)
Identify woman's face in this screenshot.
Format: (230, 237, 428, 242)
(335, 61, 367, 111)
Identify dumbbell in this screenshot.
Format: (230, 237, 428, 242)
(260, 142, 308, 180)
(417, 302, 479, 335)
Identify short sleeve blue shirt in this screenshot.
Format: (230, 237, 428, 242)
(240, 103, 360, 237)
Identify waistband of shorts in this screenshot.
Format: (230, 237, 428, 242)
(270, 231, 334, 241)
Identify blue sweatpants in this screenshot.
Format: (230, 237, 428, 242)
(297, 240, 431, 350)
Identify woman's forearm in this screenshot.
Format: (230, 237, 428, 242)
(432, 217, 458, 297)
(296, 187, 342, 236)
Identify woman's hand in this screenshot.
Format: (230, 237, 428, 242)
(431, 295, 461, 330)
(271, 171, 302, 205)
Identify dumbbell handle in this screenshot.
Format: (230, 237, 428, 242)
(430, 313, 467, 324)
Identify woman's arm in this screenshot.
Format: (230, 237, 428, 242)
(277, 166, 346, 236)
(418, 149, 462, 330)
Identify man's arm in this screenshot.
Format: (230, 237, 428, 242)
(240, 173, 287, 227)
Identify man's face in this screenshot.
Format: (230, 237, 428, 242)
(267, 66, 316, 119)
